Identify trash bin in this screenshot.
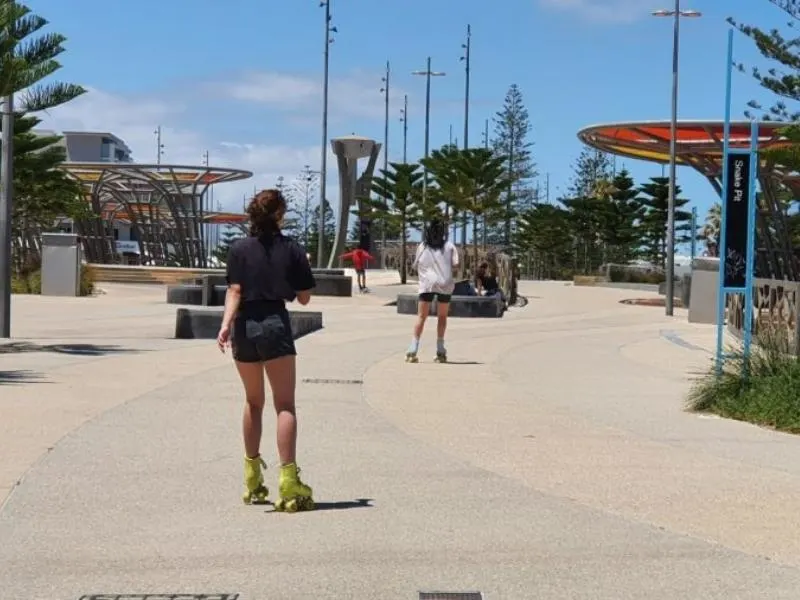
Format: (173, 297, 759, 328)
(688, 256, 720, 324)
(41, 233, 82, 296)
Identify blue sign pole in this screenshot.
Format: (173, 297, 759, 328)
(715, 29, 735, 375)
(742, 119, 759, 361)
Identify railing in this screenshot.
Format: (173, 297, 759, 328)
(726, 278, 800, 354)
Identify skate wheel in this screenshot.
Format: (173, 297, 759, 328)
(300, 497, 315, 511)
(285, 498, 298, 513)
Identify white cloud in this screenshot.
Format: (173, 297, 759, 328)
(34, 85, 341, 214)
(223, 70, 407, 121)
(538, 0, 646, 23)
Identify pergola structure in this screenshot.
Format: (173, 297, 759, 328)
(63, 163, 252, 268)
(578, 120, 798, 281)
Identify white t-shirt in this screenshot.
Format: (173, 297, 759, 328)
(414, 241, 459, 295)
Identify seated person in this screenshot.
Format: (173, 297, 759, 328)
(475, 262, 503, 299)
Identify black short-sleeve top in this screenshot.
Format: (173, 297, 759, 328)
(225, 234, 315, 313)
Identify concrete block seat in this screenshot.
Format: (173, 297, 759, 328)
(396, 281, 505, 318)
(396, 294, 505, 318)
(175, 307, 323, 340)
(166, 270, 352, 306)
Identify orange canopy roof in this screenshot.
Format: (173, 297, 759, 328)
(577, 120, 791, 175)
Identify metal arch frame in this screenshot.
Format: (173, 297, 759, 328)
(62, 163, 252, 267)
(577, 120, 799, 281)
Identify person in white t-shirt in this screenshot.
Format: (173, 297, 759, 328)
(406, 216, 459, 363)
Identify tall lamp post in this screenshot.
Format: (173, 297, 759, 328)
(0, 94, 13, 338)
(653, 2, 701, 316)
(459, 24, 471, 246)
(412, 57, 446, 202)
(399, 94, 409, 163)
(379, 61, 390, 266)
(318, 0, 337, 267)
(154, 126, 164, 166)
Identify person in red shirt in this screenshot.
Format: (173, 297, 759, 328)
(340, 247, 373, 292)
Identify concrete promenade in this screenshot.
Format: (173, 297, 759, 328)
(3, 281, 800, 598)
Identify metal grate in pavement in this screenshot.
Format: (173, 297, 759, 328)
(419, 593, 484, 600)
(79, 595, 238, 600)
(302, 377, 363, 385)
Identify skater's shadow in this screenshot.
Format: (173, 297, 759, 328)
(267, 498, 373, 513)
(442, 361, 482, 365)
(314, 498, 373, 511)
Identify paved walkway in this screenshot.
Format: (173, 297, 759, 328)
(2, 281, 800, 598)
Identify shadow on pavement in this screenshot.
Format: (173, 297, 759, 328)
(267, 498, 374, 513)
(0, 370, 47, 384)
(313, 498, 373, 511)
(443, 361, 483, 365)
(0, 342, 142, 356)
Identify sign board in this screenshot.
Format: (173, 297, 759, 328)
(115, 240, 140, 254)
(722, 151, 752, 288)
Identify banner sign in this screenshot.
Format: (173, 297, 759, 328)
(722, 152, 752, 288)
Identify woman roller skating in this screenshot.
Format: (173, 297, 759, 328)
(216, 189, 315, 512)
(406, 214, 459, 363)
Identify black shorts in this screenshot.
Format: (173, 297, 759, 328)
(419, 292, 451, 303)
(231, 310, 296, 363)
(356, 269, 365, 276)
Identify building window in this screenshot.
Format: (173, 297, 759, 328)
(100, 137, 114, 161)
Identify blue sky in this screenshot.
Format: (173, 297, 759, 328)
(31, 0, 784, 234)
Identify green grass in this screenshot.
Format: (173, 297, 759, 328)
(687, 327, 800, 434)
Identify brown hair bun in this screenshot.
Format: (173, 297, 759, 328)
(247, 189, 287, 236)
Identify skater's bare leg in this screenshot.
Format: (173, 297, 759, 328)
(235, 361, 266, 458)
(407, 301, 429, 358)
(264, 354, 297, 465)
(358, 272, 366, 289)
(436, 301, 449, 339)
(436, 301, 449, 358)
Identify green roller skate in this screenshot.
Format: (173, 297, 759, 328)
(405, 351, 419, 363)
(273, 462, 315, 513)
(242, 455, 269, 505)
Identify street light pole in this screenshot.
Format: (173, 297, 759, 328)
(460, 24, 471, 246)
(412, 58, 446, 202)
(318, 0, 336, 268)
(653, 2, 701, 316)
(461, 25, 471, 149)
(0, 94, 14, 338)
(380, 61, 390, 266)
(154, 126, 164, 166)
(399, 94, 409, 163)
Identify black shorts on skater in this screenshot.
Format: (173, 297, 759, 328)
(419, 292, 451, 303)
(232, 303, 296, 363)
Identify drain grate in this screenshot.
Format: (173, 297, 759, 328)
(79, 595, 238, 600)
(419, 593, 483, 600)
(302, 377, 363, 385)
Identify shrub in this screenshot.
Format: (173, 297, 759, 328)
(11, 265, 95, 296)
(606, 264, 666, 284)
(687, 326, 800, 433)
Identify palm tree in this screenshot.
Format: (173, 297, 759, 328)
(423, 148, 507, 271)
(368, 162, 424, 284)
(420, 144, 467, 240)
